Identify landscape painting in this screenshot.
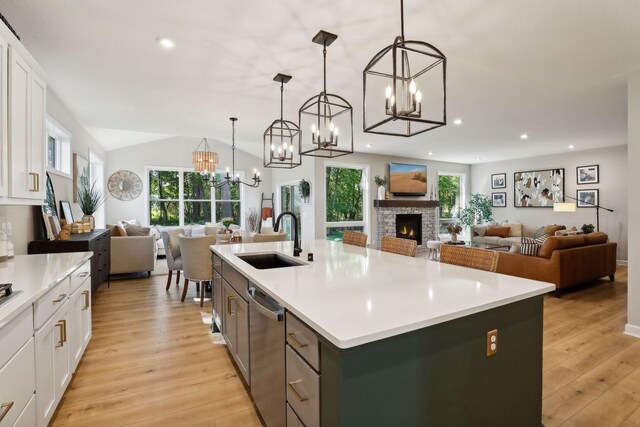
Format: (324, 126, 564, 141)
(514, 168, 565, 207)
(389, 163, 427, 195)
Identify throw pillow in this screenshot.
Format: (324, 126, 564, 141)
(543, 224, 565, 236)
(486, 226, 511, 238)
(502, 222, 523, 237)
(473, 226, 487, 237)
(121, 219, 139, 226)
(520, 234, 549, 256)
(509, 243, 521, 253)
(533, 226, 546, 239)
(124, 224, 151, 236)
(112, 224, 127, 237)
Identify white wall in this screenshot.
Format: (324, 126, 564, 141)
(626, 72, 640, 336)
(270, 160, 316, 241)
(0, 90, 106, 255)
(470, 145, 628, 260)
(105, 136, 271, 227)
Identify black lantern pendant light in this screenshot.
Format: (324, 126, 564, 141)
(363, 0, 447, 136)
(263, 74, 302, 169)
(299, 30, 353, 158)
(211, 118, 262, 188)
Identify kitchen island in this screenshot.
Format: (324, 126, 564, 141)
(211, 239, 554, 427)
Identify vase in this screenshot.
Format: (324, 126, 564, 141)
(82, 215, 95, 231)
(377, 186, 385, 200)
(216, 229, 232, 242)
(450, 233, 458, 243)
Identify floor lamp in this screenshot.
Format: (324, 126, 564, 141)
(553, 195, 614, 232)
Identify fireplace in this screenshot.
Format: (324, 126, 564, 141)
(396, 214, 422, 245)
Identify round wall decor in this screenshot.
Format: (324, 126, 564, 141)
(108, 170, 143, 201)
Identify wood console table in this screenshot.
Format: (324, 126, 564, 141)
(28, 229, 111, 296)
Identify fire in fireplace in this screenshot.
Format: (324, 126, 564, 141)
(395, 214, 422, 245)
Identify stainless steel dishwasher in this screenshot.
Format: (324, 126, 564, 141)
(249, 285, 285, 427)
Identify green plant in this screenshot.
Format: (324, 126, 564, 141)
(459, 193, 493, 227)
(374, 175, 388, 187)
(581, 223, 595, 234)
(77, 173, 106, 216)
(221, 217, 234, 229)
(298, 179, 311, 198)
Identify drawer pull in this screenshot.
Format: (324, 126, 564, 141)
(82, 290, 90, 310)
(53, 294, 67, 303)
(288, 332, 308, 348)
(287, 380, 310, 402)
(0, 401, 14, 422)
(29, 172, 38, 192)
(227, 295, 235, 316)
(55, 321, 65, 347)
(78, 272, 89, 278)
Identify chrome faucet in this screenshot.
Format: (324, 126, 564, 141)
(273, 211, 302, 257)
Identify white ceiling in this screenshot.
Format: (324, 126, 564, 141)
(1, 0, 637, 163)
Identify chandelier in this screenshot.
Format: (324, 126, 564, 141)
(299, 30, 353, 158)
(192, 138, 218, 174)
(210, 118, 262, 188)
(363, 0, 447, 136)
(263, 73, 301, 169)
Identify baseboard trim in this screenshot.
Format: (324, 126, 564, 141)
(617, 259, 628, 266)
(625, 324, 640, 339)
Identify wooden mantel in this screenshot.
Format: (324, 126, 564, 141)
(373, 200, 440, 208)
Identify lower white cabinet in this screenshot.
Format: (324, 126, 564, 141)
(69, 280, 91, 372)
(34, 299, 71, 427)
(12, 395, 36, 427)
(0, 338, 35, 427)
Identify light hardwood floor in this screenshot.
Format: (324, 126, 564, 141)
(51, 267, 636, 426)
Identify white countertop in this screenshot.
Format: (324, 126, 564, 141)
(212, 240, 554, 349)
(0, 252, 93, 327)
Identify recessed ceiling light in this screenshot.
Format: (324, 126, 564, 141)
(366, 144, 372, 148)
(453, 119, 463, 125)
(568, 144, 575, 149)
(157, 38, 175, 49)
(520, 133, 528, 140)
(428, 151, 433, 156)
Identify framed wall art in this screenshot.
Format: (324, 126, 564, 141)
(577, 165, 599, 185)
(514, 168, 564, 208)
(577, 189, 598, 207)
(491, 173, 506, 189)
(492, 192, 507, 207)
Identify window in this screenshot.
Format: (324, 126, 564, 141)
(438, 172, 466, 235)
(148, 168, 243, 227)
(89, 150, 105, 228)
(325, 164, 369, 241)
(46, 118, 71, 177)
(278, 182, 302, 240)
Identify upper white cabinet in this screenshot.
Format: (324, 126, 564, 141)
(0, 34, 8, 198)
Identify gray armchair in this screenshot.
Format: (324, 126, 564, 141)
(110, 235, 157, 276)
(179, 235, 216, 307)
(162, 228, 184, 291)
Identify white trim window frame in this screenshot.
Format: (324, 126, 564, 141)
(212, 170, 245, 229)
(46, 116, 72, 178)
(437, 170, 467, 239)
(324, 161, 370, 242)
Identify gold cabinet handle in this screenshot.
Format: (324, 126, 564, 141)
(55, 321, 65, 347)
(227, 295, 235, 316)
(28, 172, 38, 192)
(82, 290, 90, 310)
(0, 401, 14, 422)
(287, 380, 310, 402)
(288, 332, 308, 348)
(53, 294, 67, 303)
(36, 173, 40, 192)
(78, 272, 89, 278)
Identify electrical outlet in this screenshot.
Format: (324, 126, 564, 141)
(487, 329, 498, 356)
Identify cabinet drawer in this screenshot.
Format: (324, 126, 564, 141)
(287, 403, 305, 427)
(34, 277, 70, 331)
(0, 338, 35, 427)
(222, 262, 248, 301)
(286, 312, 320, 372)
(212, 253, 222, 273)
(70, 261, 91, 293)
(12, 395, 35, 427)
(0, 306, 33, 369)
(286, 345, 320, 427)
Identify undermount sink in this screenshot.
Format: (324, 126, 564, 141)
(236, 252, 306, 270)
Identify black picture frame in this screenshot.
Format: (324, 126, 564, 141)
(492, 192, 507, 207)
(576, 165, 599, 185)
(60, 200, 74, 223)
(513, 168, 565, 208)
(576, 189, 599, 208)
(491, 173, 507, 189)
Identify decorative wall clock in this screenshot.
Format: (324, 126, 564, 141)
(108, 170, 143, 201)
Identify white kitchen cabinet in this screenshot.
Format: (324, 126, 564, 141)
(7, 45, 46, 201)
(0, 34, 8, 198)
(34, 299, 71, 427)
(69, 279, 91, 372)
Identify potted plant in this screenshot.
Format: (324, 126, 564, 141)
(216, 217, 235, 242)
(299, 179, 311, 203)
(374, 175, 388, 200)
(77, 174, 106, 231)
(447, 224, 463, 243)
(581, 223, 595, 234)
(460, 193, 493, 227)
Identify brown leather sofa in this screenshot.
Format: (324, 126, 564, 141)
(496, 232, 617, 296)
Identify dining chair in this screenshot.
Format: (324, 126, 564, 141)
(342, 230, 368, 247)
(439, 245, 499, 272)
(162, 228, 185, 291)
(179, 235, 217, 307)
(380, 236, 417, 257)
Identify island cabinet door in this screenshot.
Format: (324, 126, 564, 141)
(222, 280, 237, 354)
(222, 280, 250, 385)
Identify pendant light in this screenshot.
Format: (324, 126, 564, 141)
(299, 30, 353, 158)
(211, 118, 262, 188)
(192, 138, 218, 174)
(363, 0, 447, 136)
(263, 73, 302, 169)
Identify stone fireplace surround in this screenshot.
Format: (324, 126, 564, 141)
(374, 200, 439, 254)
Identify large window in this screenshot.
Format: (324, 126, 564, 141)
(278, 182, 302, 240)
(46, 119, 71, 177)
(148, 168, 242, 227)
(325, 164, 368, 241)
(438, 172, 465, 235)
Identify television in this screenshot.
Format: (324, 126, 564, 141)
(389, 163, 427, 196)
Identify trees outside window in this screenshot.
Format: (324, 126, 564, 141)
(437, 172, 465, 235)
(325, 165, 368, 241)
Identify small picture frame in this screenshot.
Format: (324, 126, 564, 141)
(60, 201, 74, 224)
(577, 165, 599, 185)
(492, 192, 507, 207)
(491, 173, 506, 189)
(576, 189, 598, 208)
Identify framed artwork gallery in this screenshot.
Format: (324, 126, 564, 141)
(492, 192, 507, 207)
(577, 164, 599, 185)
(577, 189, 599, 207)
(514, 168, 565, 208)
(491, 173, 506, 189)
